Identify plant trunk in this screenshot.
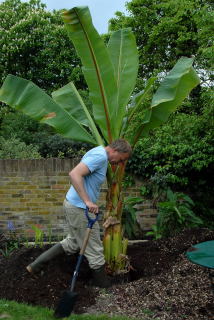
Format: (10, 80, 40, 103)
(103, 163, 129, 274)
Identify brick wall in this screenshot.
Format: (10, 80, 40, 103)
(0, 159, 157, 240)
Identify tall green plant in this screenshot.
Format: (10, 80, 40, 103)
(0, 6, 200, 273)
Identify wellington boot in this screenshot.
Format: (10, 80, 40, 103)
(26, 243, 64, 274)
(90, 265, 112, 288)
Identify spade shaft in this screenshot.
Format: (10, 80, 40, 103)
(54, 208, 99, 318)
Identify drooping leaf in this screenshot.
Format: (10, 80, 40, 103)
(132, 57, 200, 141)
(0, 74, 96, 145)
(52, 82, 89, 127)
(52, 82, 103, 145)
(62, 6, 118, 142)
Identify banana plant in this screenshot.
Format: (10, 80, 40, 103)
(0, 6, 200, 274)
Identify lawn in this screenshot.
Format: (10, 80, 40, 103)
(0, 299, 137, 320)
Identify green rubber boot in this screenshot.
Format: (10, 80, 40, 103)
(91, 265, 112, 288)
(26, 243, 64, 274)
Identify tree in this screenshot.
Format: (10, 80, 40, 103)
(109, 0, 213, 86)
(0, 0, 84, 93)
(0, 6, 200, 273)
(0, 0, 89, 155)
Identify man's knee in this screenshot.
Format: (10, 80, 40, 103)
(60, 238, 78, 254)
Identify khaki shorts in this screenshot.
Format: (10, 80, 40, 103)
(60, 199, 105, 269)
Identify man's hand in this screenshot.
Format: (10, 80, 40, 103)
(85, 200, 99, 214)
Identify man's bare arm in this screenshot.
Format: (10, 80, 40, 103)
(69, 162, 98, 213)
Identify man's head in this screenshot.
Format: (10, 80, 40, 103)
(105, 139, 132, 165)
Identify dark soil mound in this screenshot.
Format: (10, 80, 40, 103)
(0, 228, 213, 319)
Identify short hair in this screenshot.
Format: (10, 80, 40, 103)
(109, 139, 132, 155)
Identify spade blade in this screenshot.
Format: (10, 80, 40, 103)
(54, 290, 78, 318)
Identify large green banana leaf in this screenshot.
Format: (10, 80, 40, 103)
(62, 6, 118, 142)
(52, 82, 90, 127)
(130, 57, 200, 144)
(0, 75, 96, 145)
(107, 28, 138, 135)
(52, 83, 103, 145)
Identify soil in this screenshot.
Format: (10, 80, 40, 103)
(0, 228, 213, 320)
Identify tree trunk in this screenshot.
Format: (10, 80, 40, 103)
(103, 163, 129, 274)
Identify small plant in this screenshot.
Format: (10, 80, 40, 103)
(0, 242, 19, 257)
(146, 224, 162, 240)
(0, 221, 21, 256)
(31, 225, 44, 247)
(122, 196, 142, 239)
(156, 188, 203, 237)
(47, 223, 52, 244)
(7, 221, 17, 240)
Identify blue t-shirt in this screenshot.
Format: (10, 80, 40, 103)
(66, 146, 108, 209)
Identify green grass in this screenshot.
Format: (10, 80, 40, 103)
(0, 299, 138, 320)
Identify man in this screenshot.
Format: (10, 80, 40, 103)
(26, 139, 132, 288)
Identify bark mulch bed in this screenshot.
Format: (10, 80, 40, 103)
(0, 228, 213, 320)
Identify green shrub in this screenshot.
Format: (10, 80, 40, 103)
(0, 136, 41, 159)
(155, 189, 203, 238)
(0, 112, 52, 146)
(38, 134, 90, 158)
(128, 109, 213, 183)
(0, 112, 91, 158)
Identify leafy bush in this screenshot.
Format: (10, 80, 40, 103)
(0, 112, 91, 158)
(155, 189, 203, 238)
(129, 109, 213, 183)
(0, 136, 41, 159)
(38, 134, 91, 158)
(0, 111, 52, 146)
